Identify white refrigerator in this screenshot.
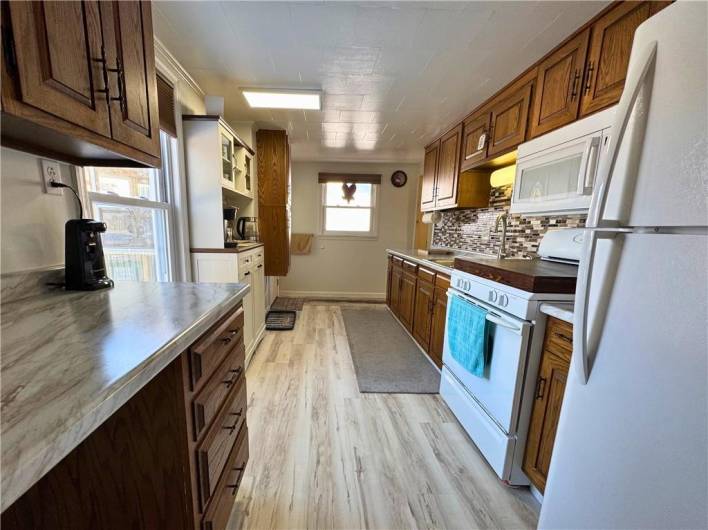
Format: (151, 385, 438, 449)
(539, 2, 708, 529)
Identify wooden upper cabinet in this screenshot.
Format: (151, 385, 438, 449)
(580, 1, 652, 117)
(460, 112, 490, 171)
(487, 83, 532, 157)
(530, 29, 590, 139)
(434, 124, 462, 208)
(7, 1, 111, 137)
(99, 1, 160, 158)
(421, 141, 439, 211)
(2, 0, 160, 166)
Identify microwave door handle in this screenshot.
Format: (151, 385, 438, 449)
(588, 40, 657, 229)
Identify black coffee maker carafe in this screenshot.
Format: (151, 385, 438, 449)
(65, 219, 114, 291)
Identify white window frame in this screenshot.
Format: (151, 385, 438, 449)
(319, 182, 379, 239)
(78, 131, 180, 282)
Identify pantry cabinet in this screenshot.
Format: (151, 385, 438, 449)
(257, 130, 291, 276)
(523, 316, 573, 493)
(529, 29, 590, 139)
(1, 0, 161, 167)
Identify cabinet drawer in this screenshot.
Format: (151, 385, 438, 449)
(392, 255, 403, 267)
(435, 273, 451, 290)
(193, 343, 246, 441)
(201, 425, 249, 530)
(417, 267, 436, 284)
(403, 260, 418, 274)
(197, 376, 247, 510)
(544, 316, 573, 363)
(190, 307, 244, 390)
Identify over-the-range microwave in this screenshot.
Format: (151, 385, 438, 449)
(510, 106, 616, 216)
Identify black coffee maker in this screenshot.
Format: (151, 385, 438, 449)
(65, 219, 114, 291)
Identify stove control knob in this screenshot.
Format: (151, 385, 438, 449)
(488, 290, 498, 303)
(499, 294, 509, 307)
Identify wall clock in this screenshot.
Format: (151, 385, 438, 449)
(391, 170, 408, 188)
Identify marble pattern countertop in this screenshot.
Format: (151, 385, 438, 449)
(1, 281, 249, 510)
(540, 302, 575, 324)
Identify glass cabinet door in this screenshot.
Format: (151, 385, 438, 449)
(221, 132, 234, 188)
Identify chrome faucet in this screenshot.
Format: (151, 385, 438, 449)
(494, 213, 508, 259)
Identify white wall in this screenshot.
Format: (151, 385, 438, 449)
(280, 161, 421, 299)
(1, 148, 78, 273)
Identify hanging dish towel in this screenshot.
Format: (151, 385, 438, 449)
(447, 294, 490, 377)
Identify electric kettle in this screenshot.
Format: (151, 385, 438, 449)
(236, 217, 259, 241)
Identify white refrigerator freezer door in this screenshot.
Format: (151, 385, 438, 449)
(540, 233, 708, 529)
(593, 2, 707, 229)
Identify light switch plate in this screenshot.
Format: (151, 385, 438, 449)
(41, 159, 62, 195)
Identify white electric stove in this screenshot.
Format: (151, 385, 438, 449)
(440, 229, 582, 485)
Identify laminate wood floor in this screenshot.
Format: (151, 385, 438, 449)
(229, 302, 539, 530)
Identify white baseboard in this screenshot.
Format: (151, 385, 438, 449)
(279, 290, 386, 301)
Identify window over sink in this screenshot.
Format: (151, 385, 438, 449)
(318, 173, 380, 238)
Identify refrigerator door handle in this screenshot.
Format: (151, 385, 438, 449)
(587, 40, 658, 229)
(574, 228, 627, 383)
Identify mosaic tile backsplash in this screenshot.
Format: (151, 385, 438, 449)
(431, 185, 586, 259)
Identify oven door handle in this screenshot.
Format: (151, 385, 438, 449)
(448, 289, 525, 335)
(485, 313, 523, 335)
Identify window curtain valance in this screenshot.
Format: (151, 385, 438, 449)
(318, 173, 381, 185)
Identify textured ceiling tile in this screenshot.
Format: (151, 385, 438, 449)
(155, 0, 609, 161)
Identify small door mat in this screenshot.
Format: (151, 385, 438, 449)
(266, 310, 297, 330)
(270, 297, 305, 311)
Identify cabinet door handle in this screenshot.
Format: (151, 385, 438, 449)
(552, 331, 573, 345)
(257, 264, 263, 269)
(244, 271, 250, 276)
(220, 336, 232, 345)
(535, 377, 547, 400)
(227, 463, 247, 495)
(570, 69, 581, 101)
(584, 61, 595, 95)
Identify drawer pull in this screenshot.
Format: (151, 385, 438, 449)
(223, 367, 243, 388)
(227, 464, 246, 495)
(221, 337, 232, 345)
(552, 331, 572, 344)
(223, 408, 244, 434)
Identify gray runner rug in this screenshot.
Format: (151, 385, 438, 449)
(341, 306, 440, 394)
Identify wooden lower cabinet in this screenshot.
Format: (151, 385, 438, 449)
(398, 269, 417, 331)
(2, 304, 249, 530)
(412, 273, 435, 350)
(385, 255, 449, 369)
(523, 316, 573, 493)
(429, 276, 450, 368)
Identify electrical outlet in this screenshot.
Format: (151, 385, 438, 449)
(41, 159, 62, 195)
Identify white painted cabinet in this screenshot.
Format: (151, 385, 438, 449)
(191, 246, 266, 365)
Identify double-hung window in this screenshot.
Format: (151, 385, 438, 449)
(319, 173, 380, 237)
(81, 131, 178, 282)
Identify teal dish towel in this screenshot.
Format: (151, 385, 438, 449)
(447, 295, 490, 377)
